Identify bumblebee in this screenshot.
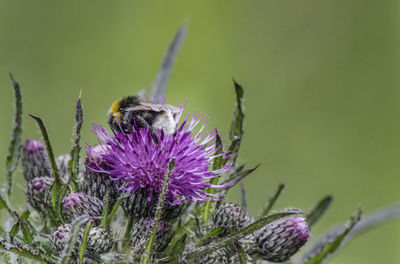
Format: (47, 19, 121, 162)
(108, 95, 180, 145)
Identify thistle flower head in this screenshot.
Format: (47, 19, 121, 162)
(80, 145, 121, 207)
(213, 203, 253, 232)
(62, 192, 104, 222)
(22, 139, 51, 181)
(26, 176, 54, 212)
(255, 216, 310, 262)
(130, 218, 169, 255)
(122, 188, 190, 219)
(52, 224, 111, 259)
(87, 105, 234, 205)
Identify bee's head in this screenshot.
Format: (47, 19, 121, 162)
(108, 96, 141, 116)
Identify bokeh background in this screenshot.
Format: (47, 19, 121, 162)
(1, 1, 399, 263)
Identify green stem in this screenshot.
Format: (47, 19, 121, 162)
(141, 159, 175, 264)
(123, 216, 134, 249)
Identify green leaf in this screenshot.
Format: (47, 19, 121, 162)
(226, 80, 245, 165)
(5, 73, 23, 198)
(167, 217, 196, 255)
(152, 23, 187, 103)
(29, 114, 64, 225)
(299, 202, 400, 264)
(28, 115, 61, 182)
(79, 221, 93, 264)
(165, 233, 187, 263)
(261, 183, 285, 217)
(20, 211, 30, 221)
(197, 227, 225, 247)
(10, 220, 20, 239)
(186, 211, 299, 261)
(235, 243, 247, 264)
(202, 134, 223, 224)
(240, 182, 247, 210)
(221, 164, 260, 194)
(68, 96, 83, 190)
(123, 216, 134, 249)
(141, 159, 175, 264)
(0, 237, 56, 263)
(107, 196, 124, 227)
(300, 206, 362, 264)
(349, 203, 400, 238)
(20, 220, 32, 244)
(306, 195, 333, 227)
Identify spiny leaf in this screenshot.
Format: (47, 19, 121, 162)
(5, 73, 23, 198)
(152, 23, 187, 103)
(202, 134, 223, 223)
(349, 203, 400, 239)
(79, 221, 93, 264)
(306, 195, 333, 227)
(29, 114, 64, 225)
(141, 159, 175, 264)
(221, 164, 260, 193)
(300, 206, 362, 264)
(68, 96, 83, 190)
(261, 183, 285, 217)
(0, 237, 56, 264)
(226, 79, 245, 165)
(186, 211, 299, 261)
(29, 115, 61, 182)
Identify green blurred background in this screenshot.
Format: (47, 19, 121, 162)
(1, 0, 399, 263)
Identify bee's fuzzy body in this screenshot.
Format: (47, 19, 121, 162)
(108, 95, 179, 144)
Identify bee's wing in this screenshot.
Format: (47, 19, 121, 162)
(126, 103, 181, 113)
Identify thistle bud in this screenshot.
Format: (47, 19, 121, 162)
(62, 192, 104, 222)
(80, 145, 121, 207)
(213, 203, 253, 232)
(255, 217, 310, 262)
(52, 224, 111, 259)
(26, 176, 54, 212)
(86, 227, 112, 256)
(22, 139, 51, 182)
(229, 252, 254, 264)
(122, 189, 190, 220)
(196, 246, 235, 264)
(130, 218, 169, 256)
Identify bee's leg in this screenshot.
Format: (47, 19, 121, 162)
(132, 115, 161, 146)
(108, 115, 120, 135)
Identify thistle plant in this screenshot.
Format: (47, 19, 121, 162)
(0, 25, 400, 264)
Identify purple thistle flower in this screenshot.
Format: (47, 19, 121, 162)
(87, 105, 234, 205)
